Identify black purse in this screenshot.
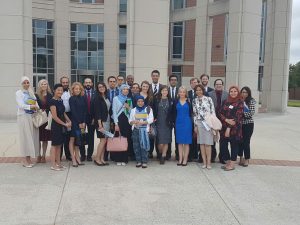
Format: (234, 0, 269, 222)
(75, 129, 87, 147)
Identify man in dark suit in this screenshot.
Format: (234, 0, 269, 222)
(106, 76, 119, 103)
(208, 79, 229, 164)
(187, 77, 200, 162)
(80, 77, 95, 162)
(167, 74, 178, 160)
(149, 70, 164, 159)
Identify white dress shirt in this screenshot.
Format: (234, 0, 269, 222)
(61, 90, 71, 112)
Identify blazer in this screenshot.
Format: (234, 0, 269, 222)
(204, 86, 214, 97)
(150, 83, 164, 97)
(168, 86, 179, 101)
(106, 88, 119, 103)
(69, 95, 87, 125)
(188, 90, 196, 102)
(152, 97, 174, 127)
(93, 94, 109, 128)
(208, 90, 228, 110)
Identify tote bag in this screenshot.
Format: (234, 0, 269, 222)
(107, 132, 128, 152)
(45, 111, 52, 130)
(32, 110, 48, 128)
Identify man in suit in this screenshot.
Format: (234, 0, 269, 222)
(80, 77, 95, 162)
(106, 76, 119, 103)
(149, 70, 164, 159)
(60, 76, 72, 161)
(208, 79, 229, 164)
(200, 74, 214, 96)
(199, 73, 216, 162)
(167, 74, 178, 160)
(126, 75, 134, 87)
(187, 77, 200, 162)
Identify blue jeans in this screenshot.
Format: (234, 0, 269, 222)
(132, 129, 148, 163)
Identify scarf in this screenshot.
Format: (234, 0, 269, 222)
(227, 86, 241, 103)
(117, 84, 130, 104)
(135, 95, 146, 112)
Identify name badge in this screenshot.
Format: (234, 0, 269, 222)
(229, 105, 234, 109)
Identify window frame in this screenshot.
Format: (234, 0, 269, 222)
(171, 21, 185, 60)
(172, 0, 186, 10)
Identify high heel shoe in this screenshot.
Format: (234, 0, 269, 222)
(72, 164, 78, 167)
(177, 161, 182, 166)
(182, 162, 188, 166)
(76, 159, 85, 166)
(94, 160, 105, 166)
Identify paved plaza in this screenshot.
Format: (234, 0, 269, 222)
(0, 107, 300, 225)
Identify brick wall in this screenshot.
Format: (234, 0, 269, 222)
(211, 65, 226, 77)
(95, 0, 104, 3)
(184, 19, 196, 61)
(186, 0, 196, 7)
(211, 14, 226, 62)
(183, 65, 194, 77)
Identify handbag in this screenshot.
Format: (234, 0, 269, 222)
(107, 132, 128, 152)
(32, 110, 48, 128)
(205, 113, 222, 131)
(75, 129, 87, 147)
(45, 112, 52, 130)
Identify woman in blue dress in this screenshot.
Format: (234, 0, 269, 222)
(172, 86, 193, 166)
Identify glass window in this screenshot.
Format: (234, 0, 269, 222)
(70, 23, 104, 82)
(32, 19, 54, 89)
(173, 0, 185, 10)
(259, 0, 267, 64)
(81, 0, 95, 3)
(119, 25, 127, 75)
(120, 0, 127, 13)
(172, 22, 184, 59)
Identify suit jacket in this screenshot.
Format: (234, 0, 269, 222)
(168, 86, 179, 101)
(208, 90, 228, 116)
(106, 88, 119, 103)
(150, 83, 164, 97)
(204, 86, 214, 97)
(84, 89, 95, 124)
(188, 90, 196, 102)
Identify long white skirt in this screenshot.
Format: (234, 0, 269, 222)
(17, 114, 39, 158)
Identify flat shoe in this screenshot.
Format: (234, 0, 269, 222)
(23, 164, 33, 168)
(51, 167, 62, 171)
(94, 160, 104, 166)
(202, 165, 206, 169)
(224, 167, 235, 171)
(136, 163, 142, 168)
(207, 165, 212, 170)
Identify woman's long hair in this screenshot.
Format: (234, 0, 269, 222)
(241, 86, 253, 106)
(95, 82, 108, 98)
(36, 79, 52, 100)
(71, 82, 85, 96)
(157, 85, 169, 101)
(140, 80, 153, 103)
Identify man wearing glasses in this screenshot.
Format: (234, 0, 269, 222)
(208, 79, 228, 164)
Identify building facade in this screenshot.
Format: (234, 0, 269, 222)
(0, 0, 292, 119)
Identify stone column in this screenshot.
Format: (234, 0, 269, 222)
(226, 0, 262, 101)
(104, 0, 119, 79)
(0, 0, 32, 119)
(261, 0, 292, 112)
(126, 0, 170, 84)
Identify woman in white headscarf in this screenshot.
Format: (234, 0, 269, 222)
(16, 76, 40, 168)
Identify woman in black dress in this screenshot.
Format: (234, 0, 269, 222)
(49, 84, 71, 171)
(35, 79, 52, 163)
(94, 82, 111, 166)
(69, 82, 87, 167)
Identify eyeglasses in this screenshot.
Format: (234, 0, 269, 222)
(241, 91, 248, 94)
(23, 82, 30, 84)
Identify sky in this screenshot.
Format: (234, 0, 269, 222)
(290, 0, 300, 64)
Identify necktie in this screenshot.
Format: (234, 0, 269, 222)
(172, 87, 175, 99)
(111, 90, 115, 102)
(87, 90, 91, 113)
(154, 84, 157, 95)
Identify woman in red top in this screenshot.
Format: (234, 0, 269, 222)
(219, 86, 244, 171)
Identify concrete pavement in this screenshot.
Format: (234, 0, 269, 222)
(1, 107, 300, 225)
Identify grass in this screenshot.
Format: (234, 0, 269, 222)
(288, 100, 300, 107)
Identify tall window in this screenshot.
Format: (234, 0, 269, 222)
(71, 23, 104, 83)
(32, 19, 54, 89)
(80, 0, 95, 3)
(172, 0, 185, 10)
(259, 0, 267, 64)
(119, 25, 127, 76)
(172, 22, 184, 59)
(120, 0, 127, 13)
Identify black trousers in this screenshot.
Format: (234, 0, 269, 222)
(220, 138, 239, 161)
(80, 123, 95, 158)
(60, 112, 71, 159)
(149, 137, 160, 158)
(238, 123, 254, 159)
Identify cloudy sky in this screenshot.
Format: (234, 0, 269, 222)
(290, 0, 300, 64)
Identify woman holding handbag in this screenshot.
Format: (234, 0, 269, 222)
(16, 76, 40, 168)
(219, 86, 244, 171)
(112, 84, 132, 166)
(129, 96, 154, 168)
(152, 85, 173, 165)
(49, 84, 72, 171)
(35, 79, 52, 163)
(94, 82, 111, 166)
(69, 82, 87, 167)
(192, 84, 215, 169)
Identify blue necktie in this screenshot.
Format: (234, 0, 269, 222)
(111, 90, 115, 102)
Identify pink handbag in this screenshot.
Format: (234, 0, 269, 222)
(107, 133, 128, 152)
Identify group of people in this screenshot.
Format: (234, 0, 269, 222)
(16, 70, 256, 171)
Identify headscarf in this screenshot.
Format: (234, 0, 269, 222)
(21, 76, 36, 99)
(135, 95, 146, 112)
(227, 85, 240, 103)
(117, 84, 130, 104)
